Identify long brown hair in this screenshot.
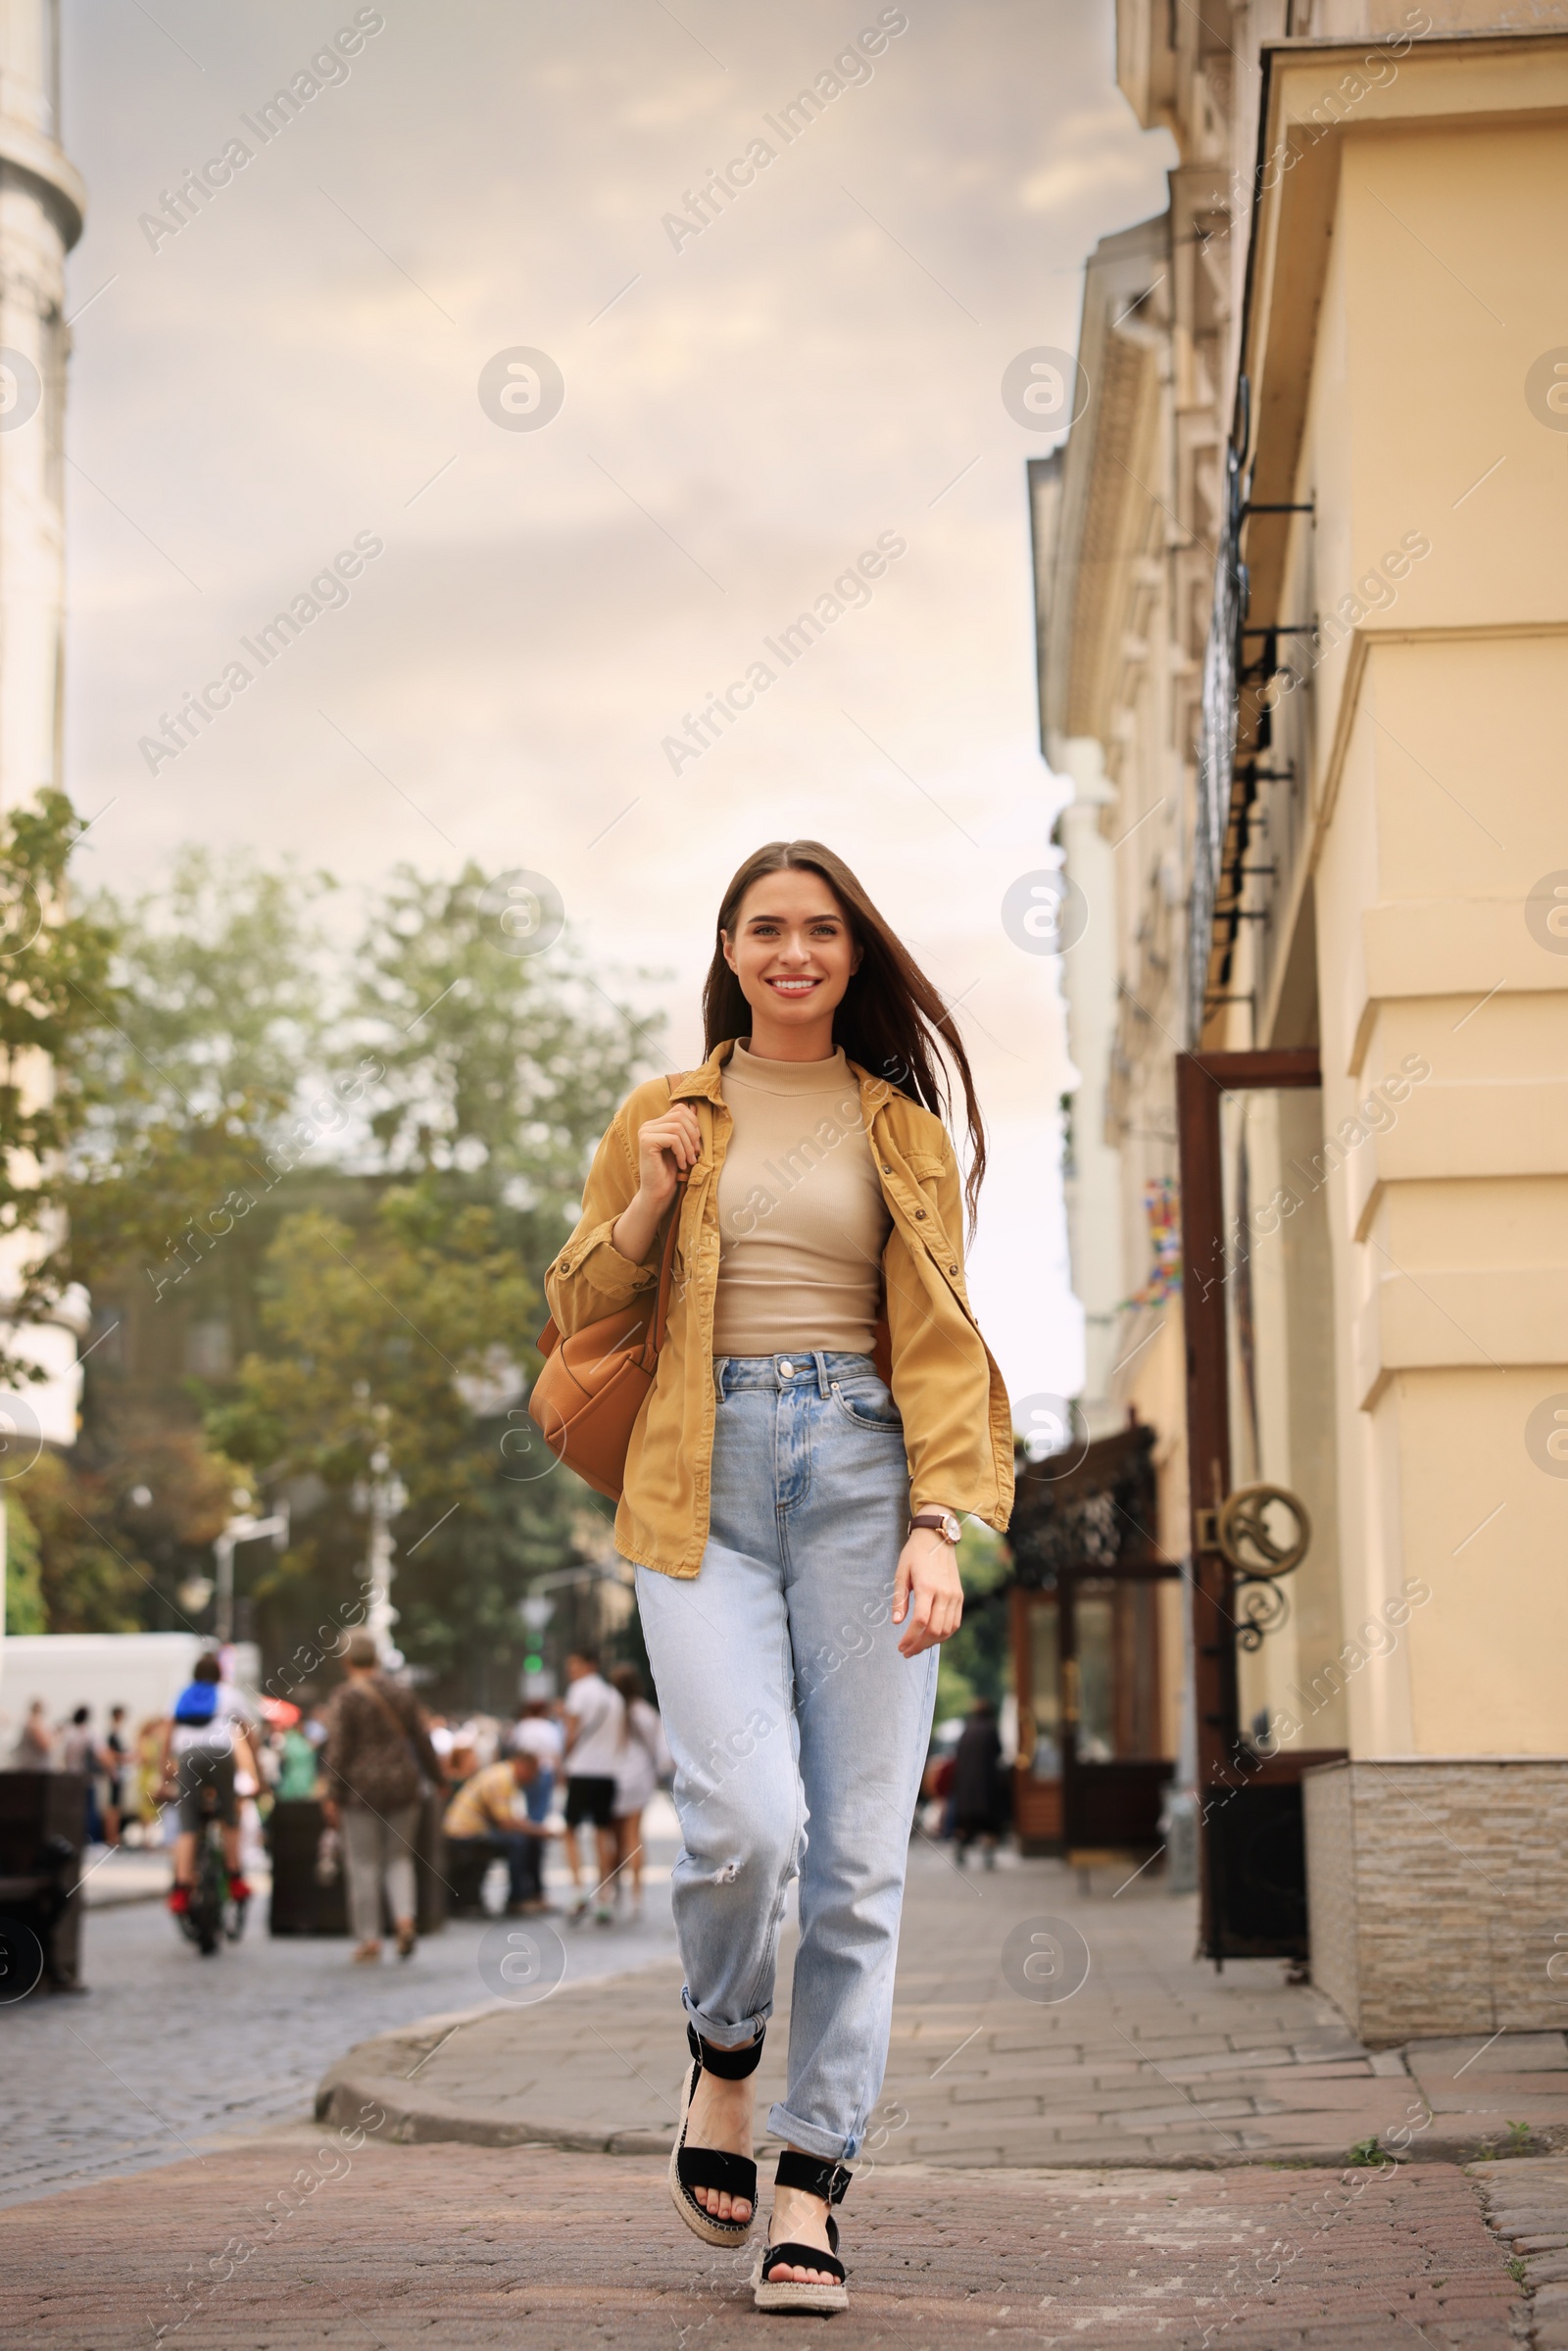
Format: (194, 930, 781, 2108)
(701, 840, 987, 1236)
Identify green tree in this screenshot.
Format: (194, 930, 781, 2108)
(62, 850, 660, 1687)
(210, 1184, 593, 1697)
(4, 1420, 248, 1635)
(213, 1187, 535, 1502)
(64, 848, 345, 1304)
(4, 1493, 46, 1633)
(344, 860, 659, 1210)
(0, 788, 118, 1379)
(8, 1450, 147, 1632)
(78, 845, 338, 1124)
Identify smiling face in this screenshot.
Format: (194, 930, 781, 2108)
(721, 867, 860, 1057)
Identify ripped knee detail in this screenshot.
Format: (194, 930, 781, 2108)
(697, 1830, 799, 1887)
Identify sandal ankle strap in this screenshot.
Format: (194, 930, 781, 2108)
(686, 2021, 764, 2080)
(774, 2149, 852, 2204)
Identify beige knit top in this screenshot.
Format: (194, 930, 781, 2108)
(711, 1045, 891, 1358)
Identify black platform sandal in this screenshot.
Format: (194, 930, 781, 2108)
(667, 2022, 763, 2246)
(753, 2151, 851, 2315)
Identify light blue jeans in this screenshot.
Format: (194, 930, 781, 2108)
(635, 1350, 937, 2161)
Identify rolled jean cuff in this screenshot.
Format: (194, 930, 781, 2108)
(682, 1985, 770, 2051)
(766, 2102, 856, 2163)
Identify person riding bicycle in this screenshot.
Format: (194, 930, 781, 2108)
(157, 1651, 258, 1919)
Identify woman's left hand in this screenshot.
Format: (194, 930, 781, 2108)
(892, 1531, 964, 1658)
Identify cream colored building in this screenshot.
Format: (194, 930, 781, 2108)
(0, 1, 82, 809)
(0, 4, 87, 1488)
(1037, 2, 1568, 2039)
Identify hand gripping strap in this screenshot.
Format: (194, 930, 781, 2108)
(687, 2021, 763, 2079)
(774, 2149, 852, 2205)
(649, 1171, 686, 1356)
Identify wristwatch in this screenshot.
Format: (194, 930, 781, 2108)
(909, 1508, 962, 1545)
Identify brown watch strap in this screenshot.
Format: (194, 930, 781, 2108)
(909, 1509, 960, 1543)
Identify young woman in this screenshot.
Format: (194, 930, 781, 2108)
(544, 842, 1012, 2315)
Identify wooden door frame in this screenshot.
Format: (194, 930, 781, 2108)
(1175, 1047, 1323, 1955)
(1009, 1584, 1062, 1851)
(1058, 1559, 1180, 1850)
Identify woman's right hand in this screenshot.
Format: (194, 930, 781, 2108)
(610, 1103, 701, 1267)
(633, 1103, 702, 1209)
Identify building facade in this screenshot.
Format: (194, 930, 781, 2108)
(0, 0, 86, 1453)
(1036, 1, 1568, 2036)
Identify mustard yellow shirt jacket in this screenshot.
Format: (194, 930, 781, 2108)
(542, 1041, 1015, 1580)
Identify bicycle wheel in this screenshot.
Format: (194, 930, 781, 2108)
(193, 1827, 225, 1956)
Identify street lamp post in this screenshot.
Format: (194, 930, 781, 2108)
(518, 1592, 555, 1698)
(361, 1444, 408, 1666)
(214, 1504, 290, 1645)
(517, 1560, 624, 1696)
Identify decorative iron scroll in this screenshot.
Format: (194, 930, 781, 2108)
(1216, 1481, 1310, 1650)
(1217, 1482, 1310, 1577)
(1234, 1576, 1290, 1652)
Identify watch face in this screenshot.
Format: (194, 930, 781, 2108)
(942, 1511, 962, 1543)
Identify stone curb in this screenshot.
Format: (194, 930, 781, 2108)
(315, 2019, 1568, 2173)
(317, 2062, 674, 2155)
(314, 2000, 677, 2155)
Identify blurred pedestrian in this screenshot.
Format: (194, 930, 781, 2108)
(561, 1648, 624, 1926)
(132, 1714, 167, 1841)
(254, 1716, 284, 1799)
(442, 1750, 560, 1913)
(320, 1632, 441, 1964)
(951, 1697, 1004, 1869)
(610, 1664, 669, 1921)
(60, 1707, 102, 1844)
(100, 1706, 130, 1846)
(509, 1700, 564, 1826)
(9, 1697, 53, 1769)
(275, 1710, 321, 1800)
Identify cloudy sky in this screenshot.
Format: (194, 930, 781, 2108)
(59, 0, 1174, 1405)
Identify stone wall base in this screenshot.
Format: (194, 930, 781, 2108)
(1303, 1758, 1568, 2046)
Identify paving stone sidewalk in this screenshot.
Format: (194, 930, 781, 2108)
(1471, 2157, 1568, 2350)
(317, 1842, 1568, 2171)
(0, 2131, 1523, 2350)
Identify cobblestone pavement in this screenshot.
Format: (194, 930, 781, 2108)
(0, 1828, 680, 2210)
(0, 2135, 1521, 2350)
(318, 1840, 1568, 2170)
(1472, 2157, 1568, 2350)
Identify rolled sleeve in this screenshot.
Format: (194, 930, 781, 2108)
(546, 1219, 656, 1321)
(542, 1109, 660, 1339)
